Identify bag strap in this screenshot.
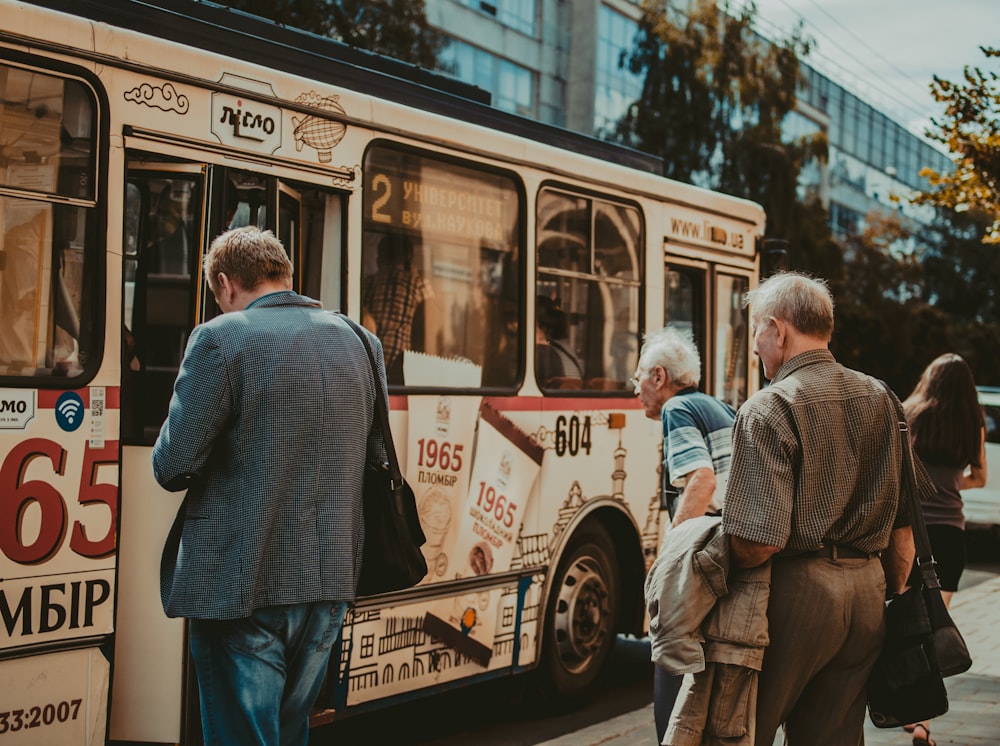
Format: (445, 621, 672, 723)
(878, 380, 941, 590)
(340, 315, 404, 487)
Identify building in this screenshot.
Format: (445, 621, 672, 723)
(424, 0, 952, 238)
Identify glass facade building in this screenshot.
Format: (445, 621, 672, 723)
(425, 0, 952, 237)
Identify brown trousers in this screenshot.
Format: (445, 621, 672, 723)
(755, 555, 886, 745)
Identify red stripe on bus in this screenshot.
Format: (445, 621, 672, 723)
(486, 396, 643, 412)
(386, 394, 641, 412)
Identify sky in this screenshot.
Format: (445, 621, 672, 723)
(747, 0, 999, 144)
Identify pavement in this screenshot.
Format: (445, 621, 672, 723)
(536, 573, 1000, 746)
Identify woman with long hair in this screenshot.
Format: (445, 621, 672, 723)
(902, 353, 987, 746)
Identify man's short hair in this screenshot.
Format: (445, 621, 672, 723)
(746, 271, 834, 341)
(638, 326, 701, 387)
(204, 226, 293, 295)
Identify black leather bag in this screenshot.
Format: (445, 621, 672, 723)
(867, 395, 972, 728)
(358, 463, 427, 596)
(867, 573, 950, 728)
(344, 317, 428, 596)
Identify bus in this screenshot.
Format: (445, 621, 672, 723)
(0, 0, 765, 742)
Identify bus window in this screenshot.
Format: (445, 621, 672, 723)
(222, 170, 268, 231)
(714, 273, 750, 409)
(122, 171, 202, 444)
(664, 264, 707, 365)
(361, 143, 522, 388)
(278, 180, 342, 307)
(0, 63, 98, 381)
(0, 66, 96, 200)
(536, 188, 642, 392)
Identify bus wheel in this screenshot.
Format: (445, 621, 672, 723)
(540, 522, 619, 702)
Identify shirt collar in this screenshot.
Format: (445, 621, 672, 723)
(245, 290, 322, 310)
(771, 348, 835, 384)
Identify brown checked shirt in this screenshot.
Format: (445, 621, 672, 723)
(723, 349, 916, 555)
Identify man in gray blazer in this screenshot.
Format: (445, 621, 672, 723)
(153, 226, 386, 745)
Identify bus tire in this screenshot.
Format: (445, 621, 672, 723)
(539, 522, 619, 703)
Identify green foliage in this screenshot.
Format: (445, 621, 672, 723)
(829, 210, 1000, 393)
(920, 210, 1000, 385)
(828, 213, 926, 391)
(915, 47, 1000, 244)
(614, 3, 1000, 389)
(222, 0, 443, 67)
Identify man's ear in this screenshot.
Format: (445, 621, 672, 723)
(771, 317, 789, 347)
(216, 272, 232, 297)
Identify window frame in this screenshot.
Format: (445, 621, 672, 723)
(535, 181, 645, 396)
(0, 52, 107, 389)
(360, 139, 527, 395)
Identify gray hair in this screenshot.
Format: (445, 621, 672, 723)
(638, 326, 701, 387)
(745, 271, 834, 341)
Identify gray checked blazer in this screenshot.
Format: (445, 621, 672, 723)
(152, 291, 387, 620)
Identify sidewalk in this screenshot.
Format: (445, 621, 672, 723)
(537, 575, 1000, 746)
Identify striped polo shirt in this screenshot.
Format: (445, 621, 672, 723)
(661, 387, 736, 515)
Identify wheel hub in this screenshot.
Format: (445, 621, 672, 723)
(553, 555, 611, 674)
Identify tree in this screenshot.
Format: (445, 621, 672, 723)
(915, 46, 1000, 244)
(829, 208, 1000, 393)
(828, 213, 937, 393)
(920, 209, 1000, 384)
(614, 0, 819, 241)
(222, 0, 443, 68)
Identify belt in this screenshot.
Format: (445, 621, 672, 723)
(807, 544, 876, 559)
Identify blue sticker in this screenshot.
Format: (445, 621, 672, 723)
(55, 391, 85, 432)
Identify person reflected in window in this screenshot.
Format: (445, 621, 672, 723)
(535, 294, 583, 387)
(0, 212, 44, 371)
(362, 232, 431, 384)
(149, 184, 191, 275)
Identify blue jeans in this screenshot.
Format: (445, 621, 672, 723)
(653, 664, 683, 743)
(189, 601, 348, 746)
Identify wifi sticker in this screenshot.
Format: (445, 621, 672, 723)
(55, 391, 85, 432)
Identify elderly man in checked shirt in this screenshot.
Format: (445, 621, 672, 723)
(722, 271, 921, 745)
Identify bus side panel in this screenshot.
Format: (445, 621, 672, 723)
(0, 389, 119, 738)
(0, 647, 109, 745)
(340, 401, 543, 707)
(109, 449, 186, 742)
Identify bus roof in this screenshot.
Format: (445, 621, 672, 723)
(18, 0, 666, 175)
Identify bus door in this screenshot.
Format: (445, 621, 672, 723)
(663, 259, 751, 411)
(115, 161, 204, 744)
(661, 258, 751, 511)
(112, 155, 347, 743)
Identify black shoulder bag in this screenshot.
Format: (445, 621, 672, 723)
(867, 387, 973, 728)
(343, 317, 428, 596)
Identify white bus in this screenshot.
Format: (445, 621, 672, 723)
(0, 0, 765, 742)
